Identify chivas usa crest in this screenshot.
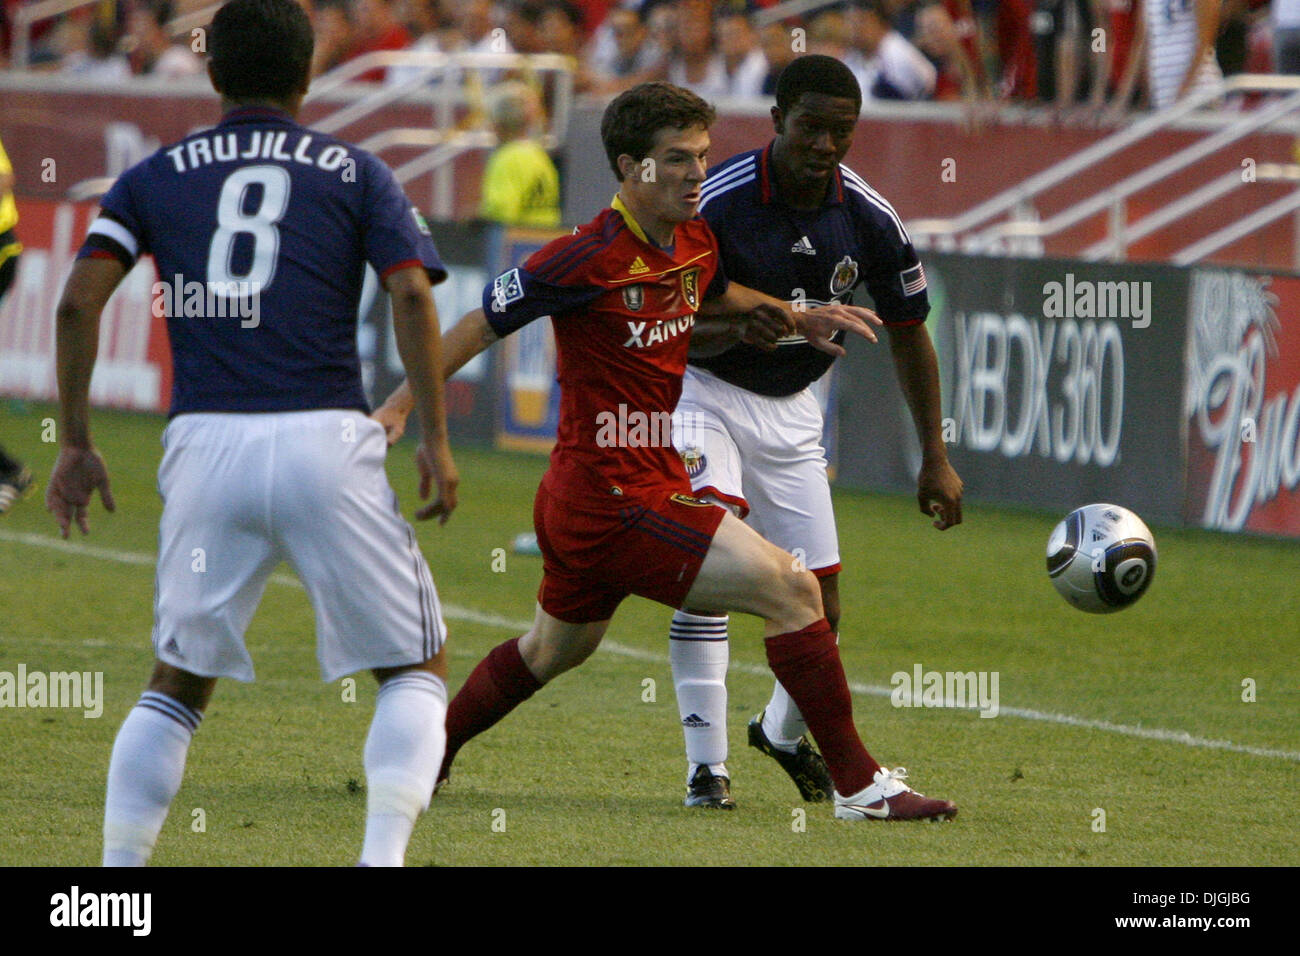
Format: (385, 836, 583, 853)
(622, 284, 644, 311)
(830, 256, 859, 297)
(681, 268, 701, 310)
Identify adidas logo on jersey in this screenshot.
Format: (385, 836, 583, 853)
(682, 713, 711, 728)
(791, 235, 816, 255)
(628, 256, 650, 274)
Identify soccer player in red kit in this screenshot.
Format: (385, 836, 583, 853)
(379, 82, 958, 822)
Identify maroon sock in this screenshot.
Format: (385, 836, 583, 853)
(440, 637, 542, 779)
(764, 619, 881, 796)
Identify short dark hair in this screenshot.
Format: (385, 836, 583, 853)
(209, 0, 314, 103)
(600, 82, 715, 180)
(775, 54, 863, 113)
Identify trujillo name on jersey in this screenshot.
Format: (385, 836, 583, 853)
(484, 195, 727, 497)
(75, 107, 445, 416)
(693, 142, 930, 397)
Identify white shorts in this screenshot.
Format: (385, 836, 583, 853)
(672, 366, 841, 575)
(152, 409, 445, 682)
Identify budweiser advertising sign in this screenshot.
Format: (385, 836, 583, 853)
(1183, 270, 1300, 535)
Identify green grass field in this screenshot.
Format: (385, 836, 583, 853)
(1, 400, 1297, 867)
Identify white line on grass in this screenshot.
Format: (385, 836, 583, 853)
(6, 527, 1298, 763)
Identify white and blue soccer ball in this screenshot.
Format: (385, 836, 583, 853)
(1046, 503, 1157, 613)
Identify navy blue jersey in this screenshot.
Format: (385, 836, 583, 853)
(693, 142, 929, 396)
(77, 107, 446, 415)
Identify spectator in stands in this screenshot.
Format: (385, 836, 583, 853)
(539, 0, 584, 55)
(759, 20, 798, 95)
(643, 1, 679, 75)
(666, 0, 725, 98)
(805, 5, 852, 60)
(589, 4, 659, 82)
(980, 0, 1037, 103)
(665, 0, 765, 99)
(539, 0, 596, 90)
(451, 0, 511, 53)
(478, 81, 560, 227)
(915, 2, 973, 100)
(311, 0, 355, 76)
(1127, 0, 1222, 111)
(348, 0, 413, 81)
(845, 0, 936, 100)
(715, 9, 768, 99)
(504, 0, 546, 54)
(58, 9, 131, 81)
(129, 0, 203, 78)
(1031, 1, 1111, 119)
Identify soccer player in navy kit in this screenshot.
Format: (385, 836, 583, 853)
(668, 55, 965, 809)
(45, 0, 458, 866)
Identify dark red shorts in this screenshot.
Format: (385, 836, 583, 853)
(533, 478, 727, 624)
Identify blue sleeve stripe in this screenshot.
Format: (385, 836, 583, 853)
(700, 157, 756, 201)
(841, 169, 912, 245)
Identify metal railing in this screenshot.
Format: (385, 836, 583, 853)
(303, 50, 574, 219)
(907, 74, 1300, 265)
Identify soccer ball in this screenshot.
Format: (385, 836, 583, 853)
(1046, 503, 1157, 613)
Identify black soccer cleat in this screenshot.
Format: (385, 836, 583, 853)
(684, 764, 735, 809)
(0, 465, 32, 516)
(747, 712, 833, 802)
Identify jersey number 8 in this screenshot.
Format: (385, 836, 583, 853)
(206, 165, 291, 290)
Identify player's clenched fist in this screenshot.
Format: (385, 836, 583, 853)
(738, 302, 796, 350)
(46, 445, 116, 538)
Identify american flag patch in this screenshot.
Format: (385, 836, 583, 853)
(901, 263, 927, 296)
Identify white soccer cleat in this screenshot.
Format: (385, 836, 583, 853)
(833, 767, 957, 822)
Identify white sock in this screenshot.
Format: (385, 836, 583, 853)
(761, 680, 807, 752)
(669, 610, 729, 775)
(360, 670, 447, 867)
(103, 691, 202, 867)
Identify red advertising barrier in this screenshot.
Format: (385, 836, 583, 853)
(0, 199, 171, 411)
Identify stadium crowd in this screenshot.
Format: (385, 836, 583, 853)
(1, 1, 1296, 117)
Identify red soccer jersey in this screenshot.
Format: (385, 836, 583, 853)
(484, 196, 727, 499)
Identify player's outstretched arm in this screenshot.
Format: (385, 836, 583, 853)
(372, 307, 502, 446)
(702, 281, 882, 357)
(46, 257, 126, 538)
(695, 283, 793, 355)
(386, 266, 460, 524)
(887, 322, 963, 530)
